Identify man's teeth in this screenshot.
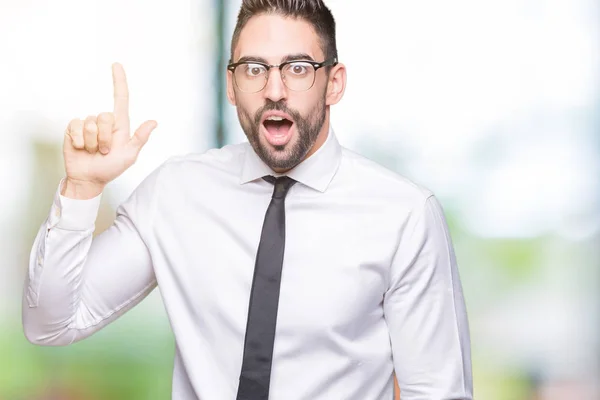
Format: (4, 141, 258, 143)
(266, 116, 284, 121)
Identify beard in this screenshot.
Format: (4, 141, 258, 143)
(237, 97, 326, 171)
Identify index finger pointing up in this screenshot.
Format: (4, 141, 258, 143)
(112, 62, 130, 129)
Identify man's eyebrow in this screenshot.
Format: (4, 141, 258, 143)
(233, 53, 316, 64)
(281, 53, 315, 62)
(235, 55, 269, 64)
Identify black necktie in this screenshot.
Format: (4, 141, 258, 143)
(236, 176, 297, 400)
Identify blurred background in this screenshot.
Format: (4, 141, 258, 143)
(1, 0, 599, 399)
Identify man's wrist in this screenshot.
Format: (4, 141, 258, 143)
(61, 178, 105, 200)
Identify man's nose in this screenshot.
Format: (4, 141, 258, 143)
(262, 69, 288, 102)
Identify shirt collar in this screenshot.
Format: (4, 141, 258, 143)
(239, 125, 342, 193)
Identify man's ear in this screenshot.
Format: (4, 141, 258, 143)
(325, 63, 347, 106)
(226, 71, 237, 106)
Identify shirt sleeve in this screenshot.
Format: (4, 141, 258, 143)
(22, 167, 163, 346)
(383, 195, 473, 400)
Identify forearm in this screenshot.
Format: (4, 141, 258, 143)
(23, 218, 97, 345)
(22, 182, 157, 346)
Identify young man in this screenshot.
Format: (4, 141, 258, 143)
(22, 1, 473, 399)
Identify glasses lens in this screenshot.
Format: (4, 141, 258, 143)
(234, 63, 268, 92)
(282, 62, 316, 91)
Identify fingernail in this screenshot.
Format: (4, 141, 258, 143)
(100, 146, 109, 154)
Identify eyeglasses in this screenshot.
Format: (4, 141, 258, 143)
(227, 58, 338, 93)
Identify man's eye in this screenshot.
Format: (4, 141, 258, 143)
(287, 63, 311, 75)
(245, 64, 266, 77)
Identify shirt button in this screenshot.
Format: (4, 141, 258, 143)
(37, 255, 42, 265)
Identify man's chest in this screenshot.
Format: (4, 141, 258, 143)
(150, 189, 400, 336)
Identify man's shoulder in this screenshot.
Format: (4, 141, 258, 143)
(140, 142, 249, 190)
(162, 142, 248, 169)
(339, 146, 433, 202)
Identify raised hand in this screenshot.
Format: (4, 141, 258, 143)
(62, 63, 157, 199)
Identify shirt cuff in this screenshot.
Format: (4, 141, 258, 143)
(48, 178, 103, 231)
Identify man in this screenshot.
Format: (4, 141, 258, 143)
(22, 0, 473, 399)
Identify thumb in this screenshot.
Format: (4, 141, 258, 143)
(129, 120, 158, 152)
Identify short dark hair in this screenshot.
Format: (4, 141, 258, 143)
(230, 0, 338, 63)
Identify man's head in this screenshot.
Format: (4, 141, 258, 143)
(226, 0, 346, 172)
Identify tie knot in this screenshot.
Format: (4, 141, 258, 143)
(263, 176, 296, 199)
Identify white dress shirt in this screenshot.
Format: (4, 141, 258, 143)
(22, 127, 473, 400)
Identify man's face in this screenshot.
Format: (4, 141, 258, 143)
(228, 14, 330, 171)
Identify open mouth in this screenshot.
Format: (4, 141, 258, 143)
(262, 115, 294, 146)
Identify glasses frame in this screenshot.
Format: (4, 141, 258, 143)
(227, 57, 338, 93)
